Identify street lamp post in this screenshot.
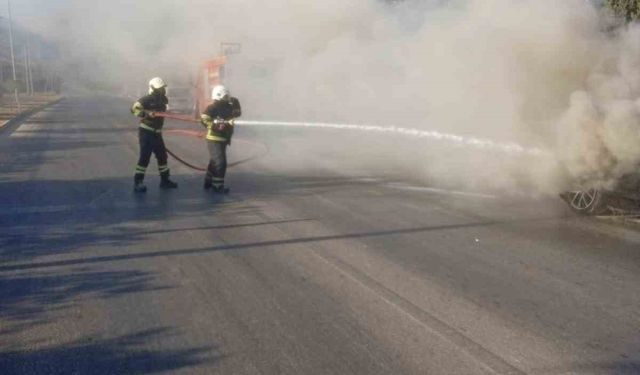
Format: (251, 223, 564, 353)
(6, 0, 20, 110)
(23, 45, 30, 96)
(0, 16, 4, 84)
(27, 42, 33, 95)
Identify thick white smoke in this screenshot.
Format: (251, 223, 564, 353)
(20, 0, 640, 193)
(557, 26, 640, 189)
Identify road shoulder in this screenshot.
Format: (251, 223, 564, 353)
(0, 94, 63, 131)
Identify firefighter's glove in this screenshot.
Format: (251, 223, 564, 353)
(213, 118, 227, 131)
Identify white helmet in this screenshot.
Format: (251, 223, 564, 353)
(211, 85, 229, 101)
(148, 77, 167, 94)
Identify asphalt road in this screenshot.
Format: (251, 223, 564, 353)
(1, 97, 639, 374)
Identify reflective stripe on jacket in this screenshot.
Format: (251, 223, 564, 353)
(201, 114, 231, 142)
(201, 97, 241, 143)
(131, 93, 168, 131)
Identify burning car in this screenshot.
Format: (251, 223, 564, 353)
(560, 172, 640, 215)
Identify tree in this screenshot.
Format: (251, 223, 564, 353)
(606, 0, 640, 21)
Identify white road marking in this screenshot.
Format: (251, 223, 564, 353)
(9, 123, 41, 138)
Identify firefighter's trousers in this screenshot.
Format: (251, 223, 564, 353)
(134, 128, 170, 183)
(205, 141, 228, 188)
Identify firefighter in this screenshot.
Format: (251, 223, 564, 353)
(130, 77, 178, 193)
(200, 85, 242, 193)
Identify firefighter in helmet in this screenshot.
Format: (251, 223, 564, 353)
(130, 77, 178, 193)
(200, 85, 241, 193)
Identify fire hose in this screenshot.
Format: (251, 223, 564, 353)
(147, 111, 267, 172)
(149, 111, 199, 124)
(165, 144, 207, 172)
(146, 111, 208, 171)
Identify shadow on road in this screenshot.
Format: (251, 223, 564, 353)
(0, 172, 374, 266)
(0, 268, 170, 323)
(0, 169, 570, 268)
(0, 328, 217, 375)
(0, 220, 506, 272)
(0, 137, 109, 180)
(536, 360, 640, 375)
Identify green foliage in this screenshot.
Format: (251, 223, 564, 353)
(606, 0, 640, 21)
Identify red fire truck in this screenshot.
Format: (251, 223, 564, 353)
(193, 56, 227, 118)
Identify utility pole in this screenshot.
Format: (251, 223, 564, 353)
(0, 22, 3, 84)
(23, 45, 29, 95)
(7, 0, 20, 110)
(27, 43, 33, 95)
(23, 44, 33, 95)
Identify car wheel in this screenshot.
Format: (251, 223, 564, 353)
(562, 188, 609, 215)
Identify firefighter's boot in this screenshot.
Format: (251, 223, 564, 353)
(133, 175, 147, 193)
(204, 178, 212, 190)
(159, 171, 178, 189)
(212, 185, 230, 194)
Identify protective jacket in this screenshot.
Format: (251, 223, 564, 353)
(131, 93, 169, 132)
(201, 97, 241, 143)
